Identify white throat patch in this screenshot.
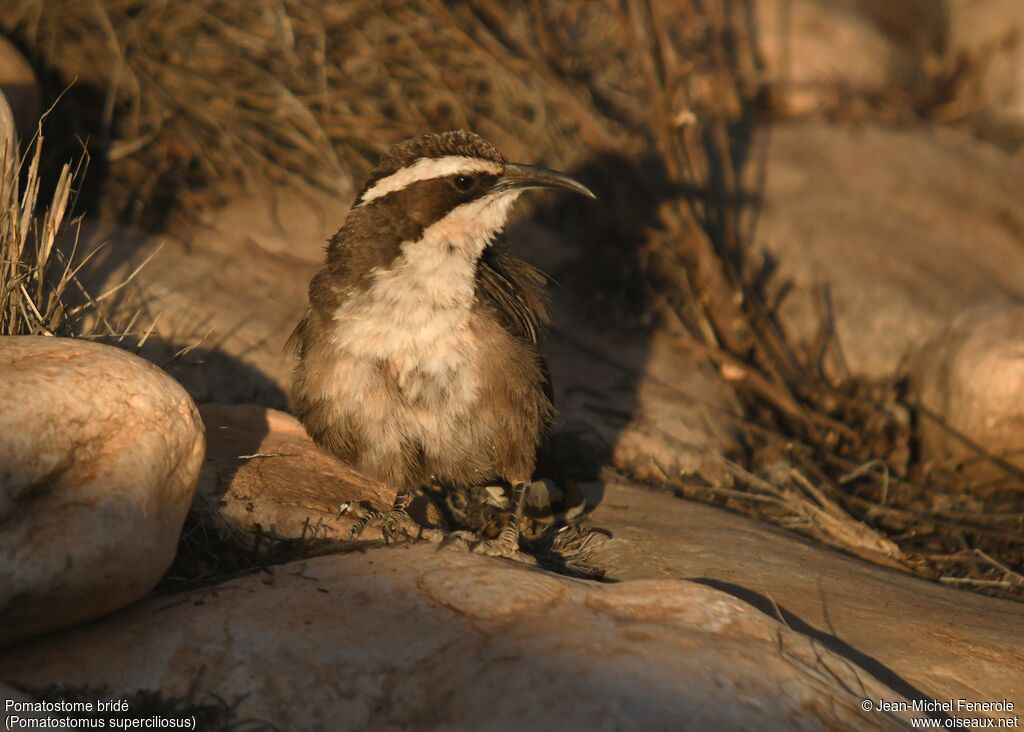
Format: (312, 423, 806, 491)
(330, 190, 521, 404)
(359, 156, 503, 205)
(416, 189, 521, 258)
(363, 189, 522, 311)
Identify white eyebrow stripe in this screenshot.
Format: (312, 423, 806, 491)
(358, 156, 503, 204)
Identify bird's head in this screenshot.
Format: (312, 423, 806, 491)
(342, 130, 594, 265)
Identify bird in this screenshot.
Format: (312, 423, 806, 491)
(288, 130, 595, 557)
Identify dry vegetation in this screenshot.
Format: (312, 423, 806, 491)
(0, 127, 150, 340)
(2, 0, 658, 222)
(2, 0, 1021, 599)
(0, 129, 100, 337)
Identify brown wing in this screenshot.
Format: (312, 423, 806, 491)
(476, 243, 554, 411)
(476, 244, 550, 350)
(286, 268, 341, 358)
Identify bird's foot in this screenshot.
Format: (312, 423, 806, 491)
(440, 529, 480, 550)
(336, 501, 445, 544)
(441, 524, 521, 557)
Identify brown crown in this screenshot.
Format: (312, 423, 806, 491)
(359, 130, 507, 194)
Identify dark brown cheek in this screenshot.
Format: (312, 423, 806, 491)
(406, 198, 431, 227)
(408, 194, 452, 229)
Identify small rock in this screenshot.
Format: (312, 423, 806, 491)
(0, 35, 41, 142)
(518, 217, 742, 484)
(0, 337, 205, 647)
(196, 403, 444, 547)
(911, 303, 1024, 480)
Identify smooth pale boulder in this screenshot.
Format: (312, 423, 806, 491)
(911, 303, 1024, 479)
(0, 546, 926, 731)
(0, 337, 205, 647)
(742, 121, 1024, 379)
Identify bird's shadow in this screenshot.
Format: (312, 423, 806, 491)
(690, 577, 953, 722)
(510, 150, 681, 495)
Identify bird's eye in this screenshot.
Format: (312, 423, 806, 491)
(452, 175, 476, 192)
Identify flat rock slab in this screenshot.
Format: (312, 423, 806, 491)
(0, 546, 921, 731)
(587, 480, 1024, 713)
(186, 404, 1024, 715)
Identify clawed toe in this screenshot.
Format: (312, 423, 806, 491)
(335, 501, 371, 541)
(440, 530, 480, 551)
(470, 532, 520, 557)
(439, 526, 520, 557)
(341, 481, 526, 558)
(338, 501, 437, 544)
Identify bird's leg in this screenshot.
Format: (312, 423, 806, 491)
(467, 481, 527, 557)
(339, 486, 444, 543)
(340, 489, 412, 542)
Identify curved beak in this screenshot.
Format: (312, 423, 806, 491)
(493, 163, 597, 199)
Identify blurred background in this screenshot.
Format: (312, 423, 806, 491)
(1, 0, 1023, 600)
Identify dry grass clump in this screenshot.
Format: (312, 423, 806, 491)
(0, 128, 90, 336)
(1, 128, 72, 335)
(2, 0, 663, 223)
(0, 126, 147, 339)
(3, 0, 1021, 599)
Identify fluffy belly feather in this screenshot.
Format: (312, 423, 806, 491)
(317, 340, 497, 486)
(317, 274, 499, 485)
